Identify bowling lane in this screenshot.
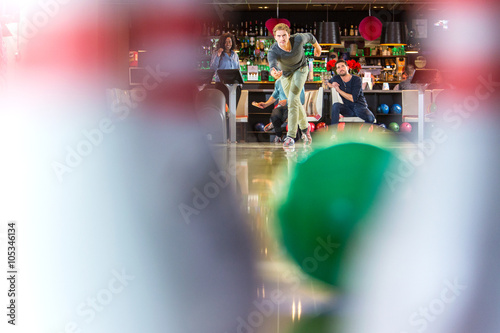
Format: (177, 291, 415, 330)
(207, 126, 419, 332)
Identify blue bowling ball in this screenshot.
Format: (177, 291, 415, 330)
(254, 122, 265, 131)
(390, 104, 402, 114)
(379, 104, 389, 114)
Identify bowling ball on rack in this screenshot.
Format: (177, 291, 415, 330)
(377, 105, 382, 113)
(400, 122, 412, 132)
(388, 122, 400, 132)
(390, 104, 402, 114)
(254, 122, 265, 131)
(308, 122, 316, 133)
(316, 122, 327, 131)
(379, 104, 389, 114)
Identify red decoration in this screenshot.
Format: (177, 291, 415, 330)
(265, 18, 291, 37)
(346, 59, 362, 74)
(326, 59, 337, 72)
(359, 16, 383, 41)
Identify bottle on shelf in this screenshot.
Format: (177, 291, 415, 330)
(355, 25, 359, 36)
(350, 25, 354, 36)
(210, 22, 215, 36)
(259, 21, 264, 36)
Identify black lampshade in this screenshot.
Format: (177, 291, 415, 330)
(380, 22, 408, 45)
(317, 22, 341, 45)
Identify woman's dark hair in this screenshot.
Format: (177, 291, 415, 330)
(217, 33, 237, 51)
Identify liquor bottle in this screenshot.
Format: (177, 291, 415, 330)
(355, 25, 359, 36)
(350, 25, 354, 36)
(255, 21, 259, 36)
(249, 37, 256, 62)
(259, 21, 264, 36)
(202, 22, 207, 36)
(344, 25, 348, 36)
(240, 22, 244, 37)
(248, 21, 253, 36)
(313, 22, 317, 35)
(245, 21, 248, 36)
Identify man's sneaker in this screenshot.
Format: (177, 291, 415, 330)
(264, 122, 274, 132)
(283, 136, 295, 147)
(273, 135, 282, 144)
(301, 127, 312, 145)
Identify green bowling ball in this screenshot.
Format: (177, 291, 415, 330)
(388, 122, 400, 132)
(277, 143, 394, 287)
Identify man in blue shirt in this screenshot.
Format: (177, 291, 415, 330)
(253, 78, 305, 143)
(327, 59, 375, 124)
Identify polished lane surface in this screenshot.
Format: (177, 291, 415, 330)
(212, 125, 422, 333)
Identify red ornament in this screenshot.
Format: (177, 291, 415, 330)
(359, 16, 383, 41)
(265, 18, 291, 37)
(326, 59, 337, 72)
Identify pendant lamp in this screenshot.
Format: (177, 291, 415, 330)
(380, 22, 408, 45)
(317, 22, 341, 45)
(380, 7, 407, 45)
(316, 5, 341, 45)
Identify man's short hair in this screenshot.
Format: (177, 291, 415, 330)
(335, 59, 347, 69)
(273, 23, 290, 37)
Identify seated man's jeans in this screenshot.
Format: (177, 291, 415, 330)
(331, 102, 376, 124)
(270, 106, 288, 137)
